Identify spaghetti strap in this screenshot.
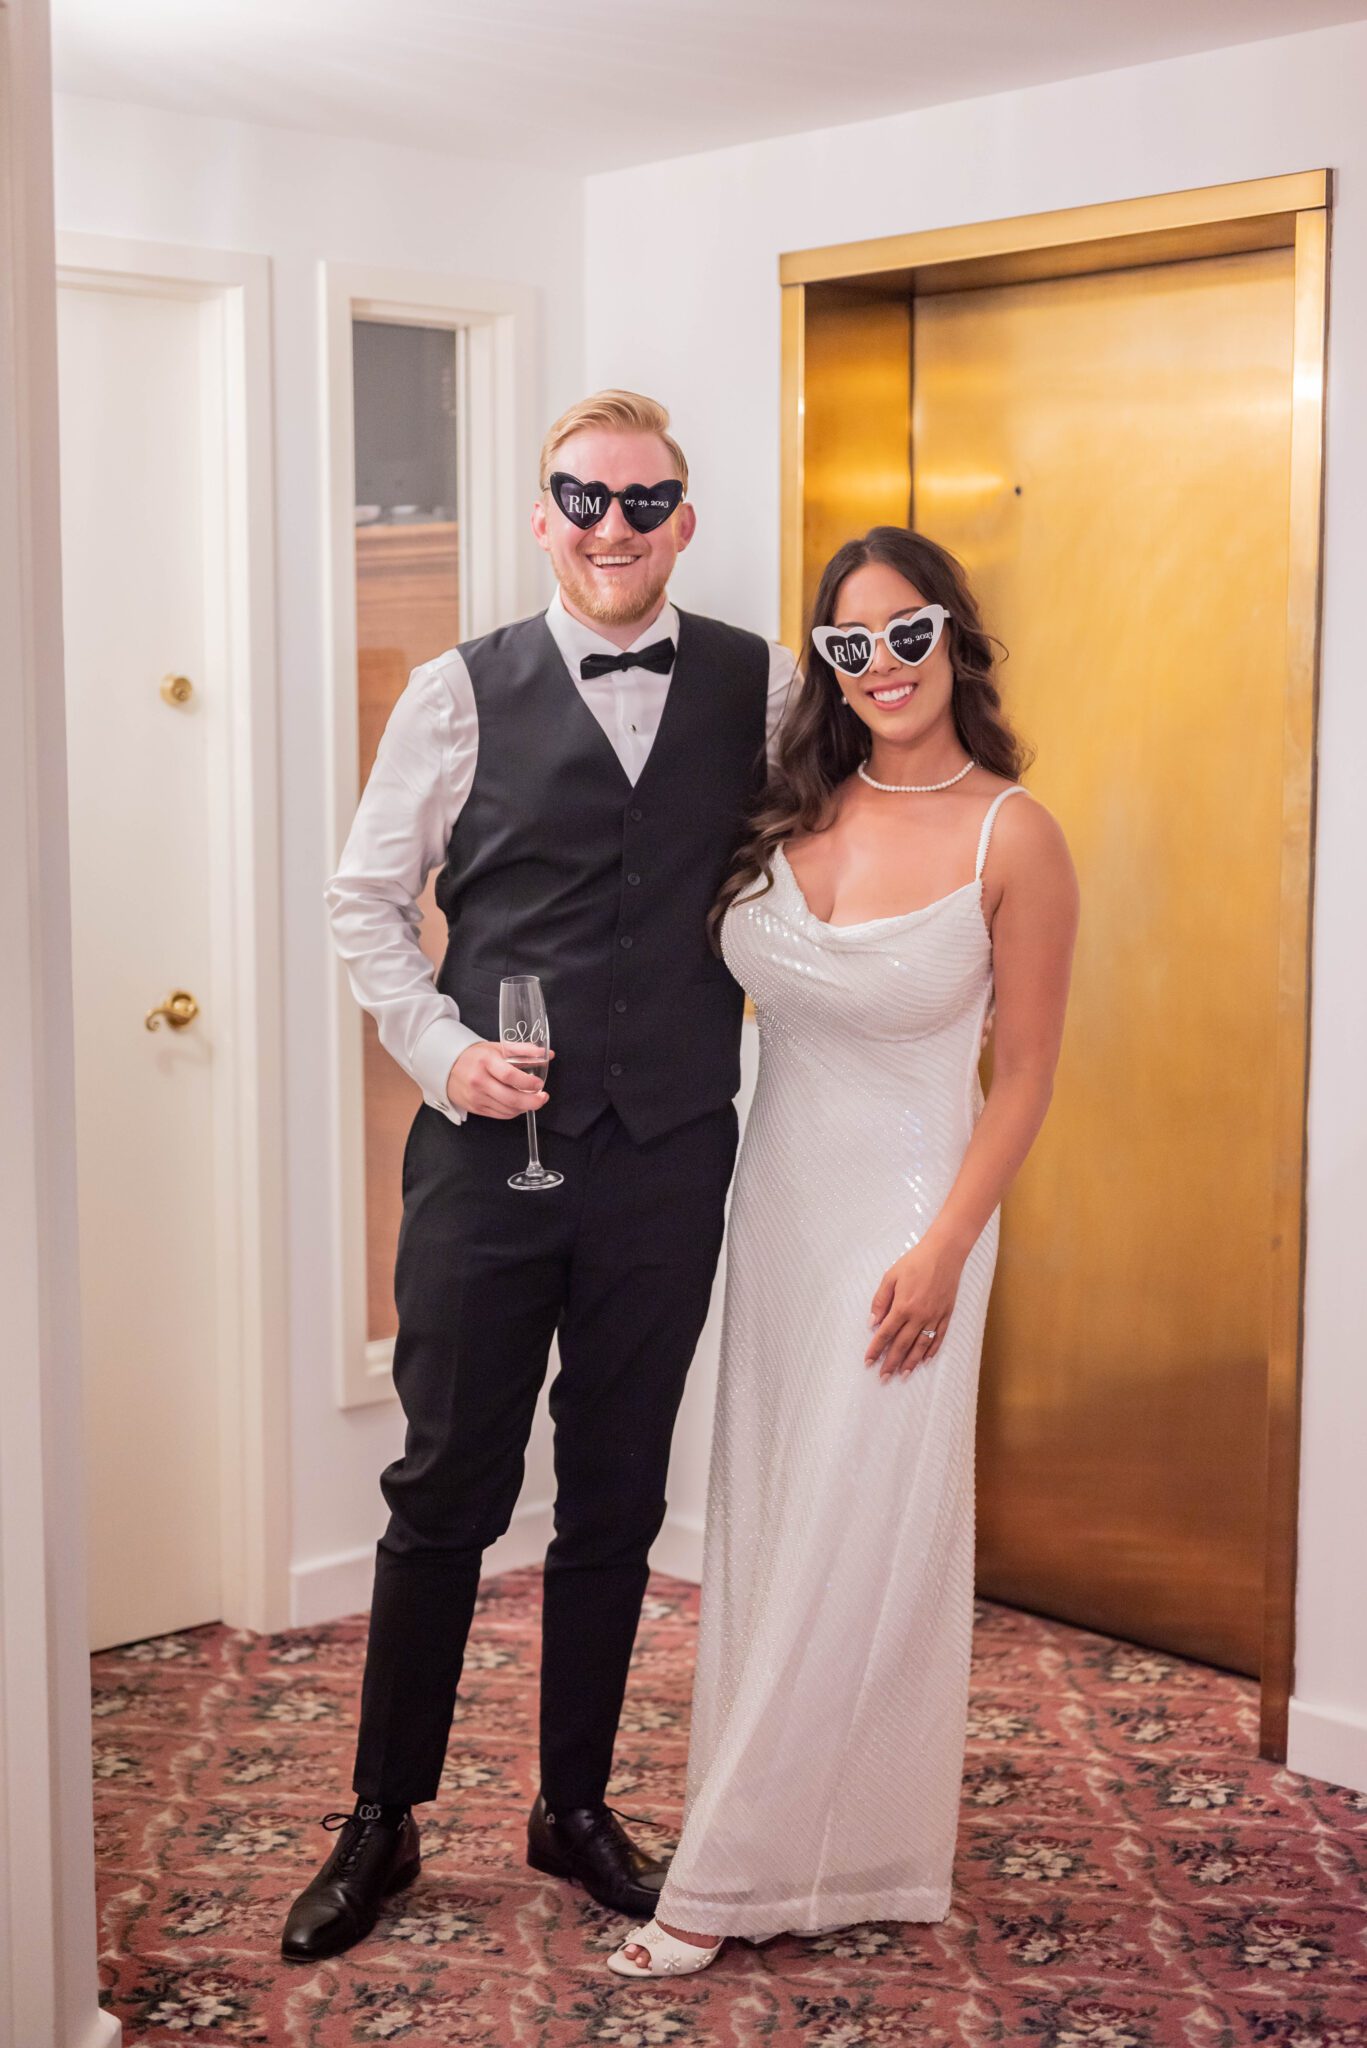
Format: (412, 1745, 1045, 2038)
(975, 785, 1030, 881)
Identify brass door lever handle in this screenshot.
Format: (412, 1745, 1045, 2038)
(145, 990, 200, 1032)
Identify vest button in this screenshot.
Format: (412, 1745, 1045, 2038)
(627, 872, 641, 887)
(629, 807, 643, 822)
(619, 934, 633, 949)
(614, 999, 627, 1013)
(610, 1062, 623, 1077)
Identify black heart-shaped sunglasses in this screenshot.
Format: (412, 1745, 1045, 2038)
(548, 471, 685, 534)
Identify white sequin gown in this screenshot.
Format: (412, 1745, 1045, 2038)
(657, 786, 1028, 1942)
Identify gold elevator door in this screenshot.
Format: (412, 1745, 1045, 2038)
(912, 249, 1295, 1676)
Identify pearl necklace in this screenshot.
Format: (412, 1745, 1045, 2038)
(857, 759, 975, 794)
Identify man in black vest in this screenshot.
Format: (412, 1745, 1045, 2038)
(284, 391, 796, 1959)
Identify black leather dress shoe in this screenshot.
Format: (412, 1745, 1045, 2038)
(527, 1792, 669, 1918)
(281, 1807, 421, 1961)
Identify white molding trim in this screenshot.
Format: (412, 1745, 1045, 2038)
(0, 1, 120, 2039)
(55, 232, 290, 1635)
(319, 260, 540, 1410)
(1287, 1695, 1367, 1797)
(290, 1502, 556, 1628)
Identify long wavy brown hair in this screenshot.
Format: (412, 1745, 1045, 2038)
(710, 526, 1031, 944)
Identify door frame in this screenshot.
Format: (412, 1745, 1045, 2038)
(319, 261, 539, 1410)
(778, 170, 1330, 1759)
(56, 233, 290, 1636)
(1, 0, 120, 2034)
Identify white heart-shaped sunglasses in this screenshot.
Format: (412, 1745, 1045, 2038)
(811, 604, 950, 679)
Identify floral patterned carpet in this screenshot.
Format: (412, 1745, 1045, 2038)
(93, 1568, 1365, 2047)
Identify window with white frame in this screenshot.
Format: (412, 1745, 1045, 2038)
(352, 318, 463, 1352)
(324, 265, 536, 1408)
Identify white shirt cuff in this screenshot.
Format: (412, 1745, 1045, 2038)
(410, 1014, 483, 1125)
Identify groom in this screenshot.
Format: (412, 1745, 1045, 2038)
(285, 390, 795, 1959)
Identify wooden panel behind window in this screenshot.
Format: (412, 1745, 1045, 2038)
(356, 521, 460, 1343)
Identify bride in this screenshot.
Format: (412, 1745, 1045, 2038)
(607, 527, 1079, 1976)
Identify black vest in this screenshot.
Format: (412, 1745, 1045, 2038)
(435, 608, 770, 1142)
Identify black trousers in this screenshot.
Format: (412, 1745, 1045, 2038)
(352, 1099, 738, 1809)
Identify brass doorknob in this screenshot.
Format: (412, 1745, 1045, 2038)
(145, 989, 200, 1032)
(161, 673, 194, 706)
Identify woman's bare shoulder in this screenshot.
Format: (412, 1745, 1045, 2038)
(989, 785, 1077, 889)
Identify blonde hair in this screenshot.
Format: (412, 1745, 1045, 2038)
(539, 389, 689, 492)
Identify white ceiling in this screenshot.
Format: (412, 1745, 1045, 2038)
(50, 0, 1367, 175)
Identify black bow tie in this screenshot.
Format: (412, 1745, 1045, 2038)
(580, 638, 675, 681)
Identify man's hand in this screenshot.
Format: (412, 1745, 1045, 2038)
(446, 1041, 553, 1119)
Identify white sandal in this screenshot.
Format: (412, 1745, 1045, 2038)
(607, 1917, 723, 1978)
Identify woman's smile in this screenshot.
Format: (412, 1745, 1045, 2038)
(866, 675, 918, 708)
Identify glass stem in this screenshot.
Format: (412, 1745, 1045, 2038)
(525, 1109, 545, 1177)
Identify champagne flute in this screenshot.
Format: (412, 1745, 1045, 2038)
(499, 975, 563, 1191)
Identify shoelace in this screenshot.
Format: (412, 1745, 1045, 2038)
(605, 1805, 656, 1831)
(320, 1801, 658, 1877)
(319, 1809, 387, 1874)
(547, 1802, 663, 1846)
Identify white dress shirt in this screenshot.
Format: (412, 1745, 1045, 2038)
(326, 590, 798, 1125)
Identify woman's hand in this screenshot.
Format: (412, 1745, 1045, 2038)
(865, 1235, 966, 1381)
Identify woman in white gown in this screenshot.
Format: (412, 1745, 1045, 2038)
(609, 527, 1079, 1977)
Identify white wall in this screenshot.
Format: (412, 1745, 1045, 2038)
(584, 20, 1367, 1790)
(51, 95, 584, 1626)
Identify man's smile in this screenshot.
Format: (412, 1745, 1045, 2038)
(585, 550, 644, 571)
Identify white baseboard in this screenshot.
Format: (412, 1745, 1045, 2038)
(288, 1502, 556, 1628)
(649, 1511, 703, 1586)
(1286, 1695, 1367, 1796)
(289, 1502, 704, 1628)
(78, 2010, 122, 2048)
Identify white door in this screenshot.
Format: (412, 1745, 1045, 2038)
(58, 281, 223, 1651)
